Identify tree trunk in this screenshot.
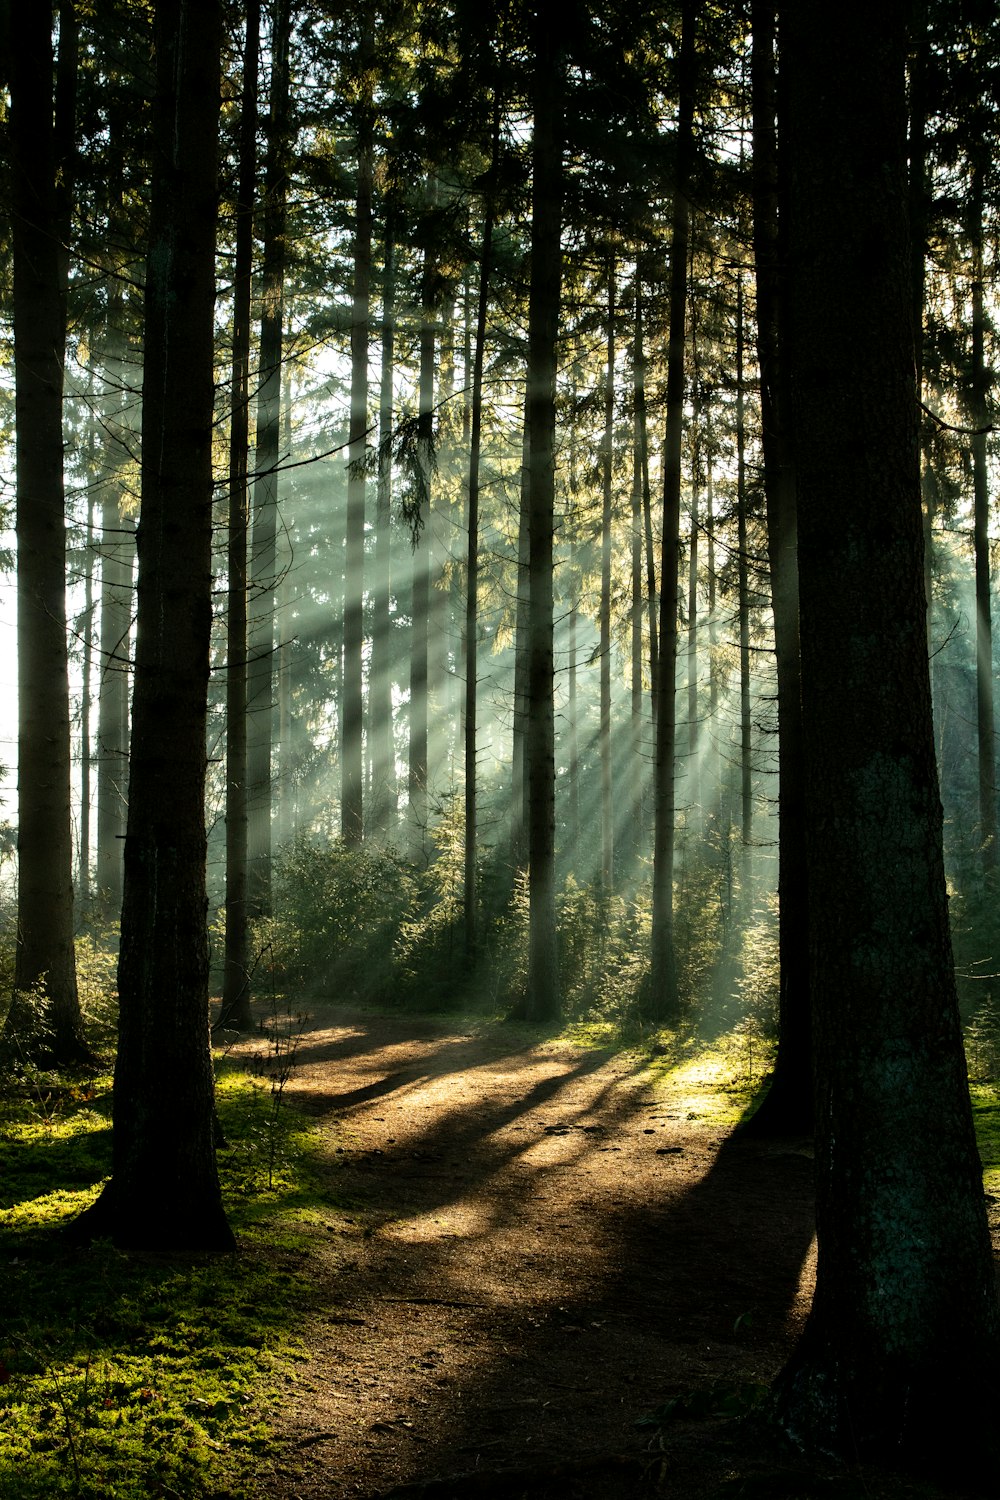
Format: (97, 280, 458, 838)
(969, 163, 996, 876)
(408, 236, 436, 847)
(369, 226, 397, 835)
(95, 163, 133, 912)
(686, 399, 700, 830)
(630, 287, 646, 862)
(463, 146, 497, 960)
(637, 285, 658, 829)
(736, 274, 752, 855)
(342, 16, 374, 848)
(523, 8, 564, 1022)
(247, 0, 291, 918)
(908, 3, 933, 634)
(599, 257, 616, 891)
(773, 6, 999, 1469)
(79, 448, 95, 908)
(740, 0, 812, 1137)
(71, 0, 233, 1252)
(3, 2, 90, 1067)
(648, 0, 695, 1021)
(219, 0, 260, 1033)
(510, 410, 531, 868)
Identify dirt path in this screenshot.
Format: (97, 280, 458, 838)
(238, 1006, 834, 1499)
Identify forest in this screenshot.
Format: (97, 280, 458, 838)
(1, 0, 999, 1497)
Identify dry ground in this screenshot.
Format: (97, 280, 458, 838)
(231, 1005, 994, 1500)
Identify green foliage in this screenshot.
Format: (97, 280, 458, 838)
(266, 834, 415, 1001)
(73, 925, 119, 1054)
(964, 999, 1000, 1083)
(557, 875, 648, 1022)
(393, 795, 468, 1004)
(0, 1066, 329, 1499)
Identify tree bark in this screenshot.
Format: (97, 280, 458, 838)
(736, 274, 752, 855)
(630, 285, 646, 861)
(219, 0, 260, 1033)
(686, 381, 700, 830)
(740, 0, 812, 1137)
(599, 257, 616, 891)
(342, 15, 375, 848)
(408, 235, 436, 847)
(247, 0, 291, 918)
(369, 226, 397, 835)
(71, 0, 233, 1251)
(510, 409, 531, 869)
(463, 138, 497, 959)
(773, 4, 999, 1467)
(648, 0, 694, 1021)
(969, 162, 996, 876)
(523, 7, 564, 1022)
(3, 2, 90, 1067)
(95, 131, 133, 913)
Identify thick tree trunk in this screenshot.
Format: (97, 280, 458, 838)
(740, 0, 811, 1137)
(71, 0, 233, 1252)
(220, 0, 260, 1033)
(648, 0, 694, 1021)
(4, 3, 90, 1067)
(773, 5, 999, 1469)
(342, 18, 374, 848)
(523, 9, 564, 1022)
(247, 0, 291, 918)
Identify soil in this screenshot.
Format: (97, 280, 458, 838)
(235, 1004, 997, 1500)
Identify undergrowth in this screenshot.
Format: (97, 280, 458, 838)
(0, 1060, 330, 1499)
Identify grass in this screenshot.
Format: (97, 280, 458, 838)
(0, 1059, 337, 1500)
(2, 998, 995, 1499)
(970, 1080, 1000, 1195)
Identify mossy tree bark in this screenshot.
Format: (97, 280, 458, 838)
(773, 3, 999, 1466)
(72, 0, 234, 1252)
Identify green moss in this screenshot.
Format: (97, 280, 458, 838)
(0, 1065, 339, 1499)
(970, 1081, 1000, 1193)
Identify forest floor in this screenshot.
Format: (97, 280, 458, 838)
(234, 1003, 997, 1500)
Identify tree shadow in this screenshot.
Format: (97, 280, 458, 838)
(270, 1011, 818, 1496)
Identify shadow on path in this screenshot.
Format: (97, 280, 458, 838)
(259, 1005, 818, 1499)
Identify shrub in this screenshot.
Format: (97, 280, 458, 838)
(269, 835, 415, 1001)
